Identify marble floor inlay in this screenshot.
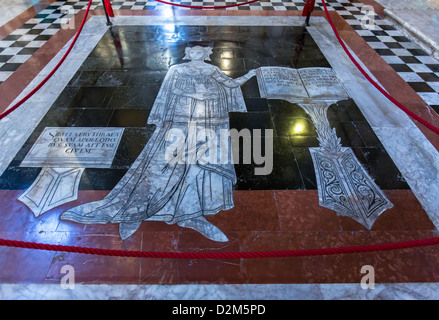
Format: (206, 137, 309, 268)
(61, 45, 257, 242)
(0, 11, 439, 294)
(256, 65, 393, 229)
(18, 126, 124, 216)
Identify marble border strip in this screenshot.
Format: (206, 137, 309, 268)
(1, 282, 439, 300)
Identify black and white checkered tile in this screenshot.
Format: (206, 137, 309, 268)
(0, 0, 438, 113)
(334, 0, 439, 112)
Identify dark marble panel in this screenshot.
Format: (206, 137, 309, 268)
(68, 71, 103, 87)
(408, 82, 435, 92)
(268, 100, 308, 119)
(240, 77, 261, 98)
(37, 108, 83, 127)
(79, 57, 116, 71)
(426, 64, 439, 72)
(127, 70, 166, 87)
(94, 70, 132, 87)
(327, 99, 367, 122)
(331, 121, 366, 148)
(73, 108, 115, 127)
(0, 63, 21, 72)
(107, 109, 150, 127)
(399, 56, 421, 64)
(264, 164, 305, 190)
(244, 98, 269, 112)
(106, 86, 157, 109)
(78, 168, 128, 190)
(243, 57, 270, 70)
(293, 58, 331, 69)
(233, 164, 268, 190)
(68, 86, 113, 109)
(111, 126, 155, 169)
(384, 42, 403, 49)
(418, 73, 439, 82)
(0, 55, 13, 63)
(273, 117, 317, 139)
(353, 121, 384, 148)
(360, 147, 410, 190)
(0, 25, 411, 193)
(229, 112, 275, 136)
(0, 167, 42, 190)
(292, 146, 317, 190)
(51, 86, 79, 109)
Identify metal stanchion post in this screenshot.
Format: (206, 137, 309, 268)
(102, 0, 113, 26)
(305, 12, 311, 26)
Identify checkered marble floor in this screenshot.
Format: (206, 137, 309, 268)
(0, 0, 439, 113)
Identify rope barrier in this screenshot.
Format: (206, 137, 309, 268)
(319, 0, 439, 135)
(1, 237, 439, 259)
(0, 0, 439, 260)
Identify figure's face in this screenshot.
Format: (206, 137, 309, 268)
(189, 48, 205, 61)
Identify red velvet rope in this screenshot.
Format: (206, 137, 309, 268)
(1, 237, 439, 259)
(320, 0, 439, 135)
(1, 0, 439, 259)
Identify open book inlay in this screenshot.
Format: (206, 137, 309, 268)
(256, 67, 349, 101)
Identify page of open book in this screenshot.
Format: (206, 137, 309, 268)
(256, 66, 349, 102)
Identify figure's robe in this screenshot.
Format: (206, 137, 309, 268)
(61, 63, 247, 239)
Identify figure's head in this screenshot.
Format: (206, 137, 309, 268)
(183, 46, 213, 61)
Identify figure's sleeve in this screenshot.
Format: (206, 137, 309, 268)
(210, 67, 241, 88)
(147, 65, 176, 126)
(211, 66, 247, 113)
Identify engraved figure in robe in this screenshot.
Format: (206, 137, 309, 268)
(61, 46, 256, 241)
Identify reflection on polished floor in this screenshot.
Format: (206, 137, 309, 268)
(1, 0, 439, 300)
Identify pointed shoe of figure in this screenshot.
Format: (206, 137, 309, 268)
(177, 217, 229, 242)
(119, 221, 142, 240)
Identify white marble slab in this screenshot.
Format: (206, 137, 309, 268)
(21, 127, 124, 168)
(18, 167, 85, 217)
(1, 282, 438, 300)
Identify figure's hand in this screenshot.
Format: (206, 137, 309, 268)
(234, 69, 257, 86)
(247, 69, 257, 78)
